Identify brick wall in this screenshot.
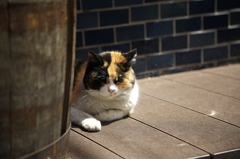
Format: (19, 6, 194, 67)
(76, 0, 240, 78)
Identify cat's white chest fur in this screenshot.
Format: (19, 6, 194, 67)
(71, 83, 139, 131)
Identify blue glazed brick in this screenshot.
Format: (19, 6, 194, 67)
(218, 28, 240, 43)
(76, 31, 83, 48)
(191, 63, 215, 70)
(231, 43, 240, 57)
(131, 5, 158, 22)
(176, 49, 201, 66)
(116, 25, 144, 42)
(217, 0, 240, 11)
(176, 17, 201, 33)
(132, 58, 146, 73)
(161, 2, 187, 19)
(77, 12, 98, 29)
(204, 14, 228, 29)
(115, 0, 142, 7)
(231, 11, 240, 25)
(82, 0, 112, 10)
(162, 35, 187, 51)
(147, 53, 174, 70)
(76, 47, 100, 60)
(190, 0, 214, 15)
(162, 67, 186, 75)
(132, 38, 159, 55)
(147, 20, 173, 37)
(101, 43, 130, 52)
(190, 32, 215, 48)
(76, 0, 81, 10)
(100, 9, 128, 26)
(204, 46, 228, 62)
(76, 50, 87, 60)
(146, 0, 168, 2)
(85, 28, 114, 46)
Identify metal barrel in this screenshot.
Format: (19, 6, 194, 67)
(0, 0, 75, 158)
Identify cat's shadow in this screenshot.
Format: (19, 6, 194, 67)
(71, 116, 128, 133)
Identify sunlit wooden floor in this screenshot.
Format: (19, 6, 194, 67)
(67, 64, 240, 159)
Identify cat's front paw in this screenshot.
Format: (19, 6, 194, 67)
(81, 118, 101, 132)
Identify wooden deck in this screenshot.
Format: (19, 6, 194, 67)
(67, 64, 240, 159)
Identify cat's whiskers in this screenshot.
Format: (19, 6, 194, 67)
(79, 94, 88, 99)
(77, 91, 93, 100)
(122, 91, 132, 96)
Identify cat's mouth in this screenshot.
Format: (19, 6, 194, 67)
(106, 92, 118, 98)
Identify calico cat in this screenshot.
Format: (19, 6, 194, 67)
(71, 49, 139, 132)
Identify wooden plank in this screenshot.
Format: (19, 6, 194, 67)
(162, 71, 240, 99)
(132, 93, 240, 158)
(72, 119, 209, 159)
(138, 77, 240, 127)
(203, 64, 240, 80)
(67, 130, 122, 159)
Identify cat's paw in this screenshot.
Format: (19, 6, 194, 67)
(81, 118, 101, 132)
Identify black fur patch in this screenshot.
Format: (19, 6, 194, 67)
(83, 52, 112, 90)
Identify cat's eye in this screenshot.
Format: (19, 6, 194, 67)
(114, 74, 124, 84)
(101, 77, 106, 83)
(118, 75, 124, 82)
(96, 73, 107, 83)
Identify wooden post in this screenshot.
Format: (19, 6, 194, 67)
(0, 0, 75, 158)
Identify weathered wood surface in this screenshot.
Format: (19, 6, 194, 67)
(61, 0, 76, 135)
(68, 64, 240, 159)
(0, 0, 74, 158)
(0, 1, 11, 157)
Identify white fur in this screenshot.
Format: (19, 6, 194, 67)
(82, 118, 101, 131)
(71, 80, 139, 132)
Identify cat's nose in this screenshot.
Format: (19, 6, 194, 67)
(108, 85, 116, 94)
(108, 88, 115, 93)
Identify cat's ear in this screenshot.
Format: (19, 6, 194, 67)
(123, 48, 137, 62)
(87, 52, 103, 66)
(121, 49, 137, 71)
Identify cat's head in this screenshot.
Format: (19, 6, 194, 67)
(83, 49, 137, 99)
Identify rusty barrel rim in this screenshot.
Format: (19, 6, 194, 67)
(18, 124, 71, 159)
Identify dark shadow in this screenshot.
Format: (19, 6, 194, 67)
(101, 115, 129, 126)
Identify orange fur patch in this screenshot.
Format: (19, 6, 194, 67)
(118, 69, 135, 90)
(108, 51, 127, 78)
(72, 62, 87, 102)
(106, 51, 135, 90)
